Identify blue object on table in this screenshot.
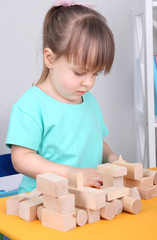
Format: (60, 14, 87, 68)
(153, 56, 157, 116)
(0, 153, 19, 240)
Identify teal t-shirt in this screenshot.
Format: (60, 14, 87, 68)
(6, 86, 109, 193)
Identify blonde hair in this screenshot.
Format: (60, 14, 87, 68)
(36, 5, 115, 85)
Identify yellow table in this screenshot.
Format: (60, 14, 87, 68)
(0, 175, 157, 240)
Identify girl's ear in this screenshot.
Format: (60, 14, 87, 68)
(44, 48, 55, 69)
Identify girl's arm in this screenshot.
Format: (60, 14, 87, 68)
(11, 145, 75, 179)
(103, 141, 118, 163)
(11, 145, 103, 189)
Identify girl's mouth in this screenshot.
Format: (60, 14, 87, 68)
(77, 91, 85, 95)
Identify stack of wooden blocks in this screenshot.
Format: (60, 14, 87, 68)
(112, 157, 157, 200)
(97, 161, 142, 219)
(6, 158, 157, 232)
(36, 173, 77, 232)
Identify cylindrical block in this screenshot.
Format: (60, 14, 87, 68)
(100, 202, 116, 220)
(143, 169, 157, 184)
(121, 196, 142, 214)
(111, 199, 123, 215)
(75, 208, 88, 226)
(37, 206, 44, 221)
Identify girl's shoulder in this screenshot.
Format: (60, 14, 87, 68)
(14, 86, 49, 116)
(16, 86, 49, 107)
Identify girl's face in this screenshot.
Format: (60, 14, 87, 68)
(48, 57, 98, 104)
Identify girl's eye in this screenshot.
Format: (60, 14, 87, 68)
(74, 71, 99, 77)
(74, 71, 84, 76)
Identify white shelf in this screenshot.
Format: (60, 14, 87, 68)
(153, 1, 157, 7)
(155, 116, 157, 127)
(134, 0, 157, 168)
(153, 19, 157, 28)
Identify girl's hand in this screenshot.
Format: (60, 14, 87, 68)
(81, 168, 103, 189)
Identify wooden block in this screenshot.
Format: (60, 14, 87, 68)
(6, 193, 28, 216)
(113, 176, 124, 187)
(19, 196, 43, 221)
(43, 193, 75, 214)
(121, 196, 142, 214)
(138, 185, 157, 200)
(143, 169, 157, 184)
(124, 176, 153, 189)
(118, 155, 125, 161)
(27, 188, 42, 199)
(102, 175, 123, 188)
(36, 173, 68, 197)
(113, 162, 143, 180)
(97, 163, 127, 177)
(41, 208, 76, 232)
(67, 170, 84, 189)
(102, 175, 114, 188)
(114, 155, 128, 163)
(129, 187, 141, 199)
(68, 187, 106, 210)
(110, 199, 123, 215)
(100, 202, 116, 220)
(37, 206, 44, 221)
(79, 207, 100, 224)
(86, 209, 100, 224)
(100, 186, 129, 201)
(75, 208, 88, 226)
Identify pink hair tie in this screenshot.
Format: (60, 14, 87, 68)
(52, 0, 97, 9)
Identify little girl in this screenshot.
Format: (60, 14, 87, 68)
(6, 0, 118, 193)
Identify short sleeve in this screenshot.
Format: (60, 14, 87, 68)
(102, 120, 109, 137)
(97, 109, 109, 138)
(90, 94, 109, 137)
(6, 104, 42, 151)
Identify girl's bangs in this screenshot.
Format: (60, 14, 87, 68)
(65, 17, 114, 74)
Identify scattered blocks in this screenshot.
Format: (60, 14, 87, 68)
(6, 163, 157, 232)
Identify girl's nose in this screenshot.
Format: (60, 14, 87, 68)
(81, 75, 93, 87)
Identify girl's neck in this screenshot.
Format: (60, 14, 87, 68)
(37, 75, 82, 105)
